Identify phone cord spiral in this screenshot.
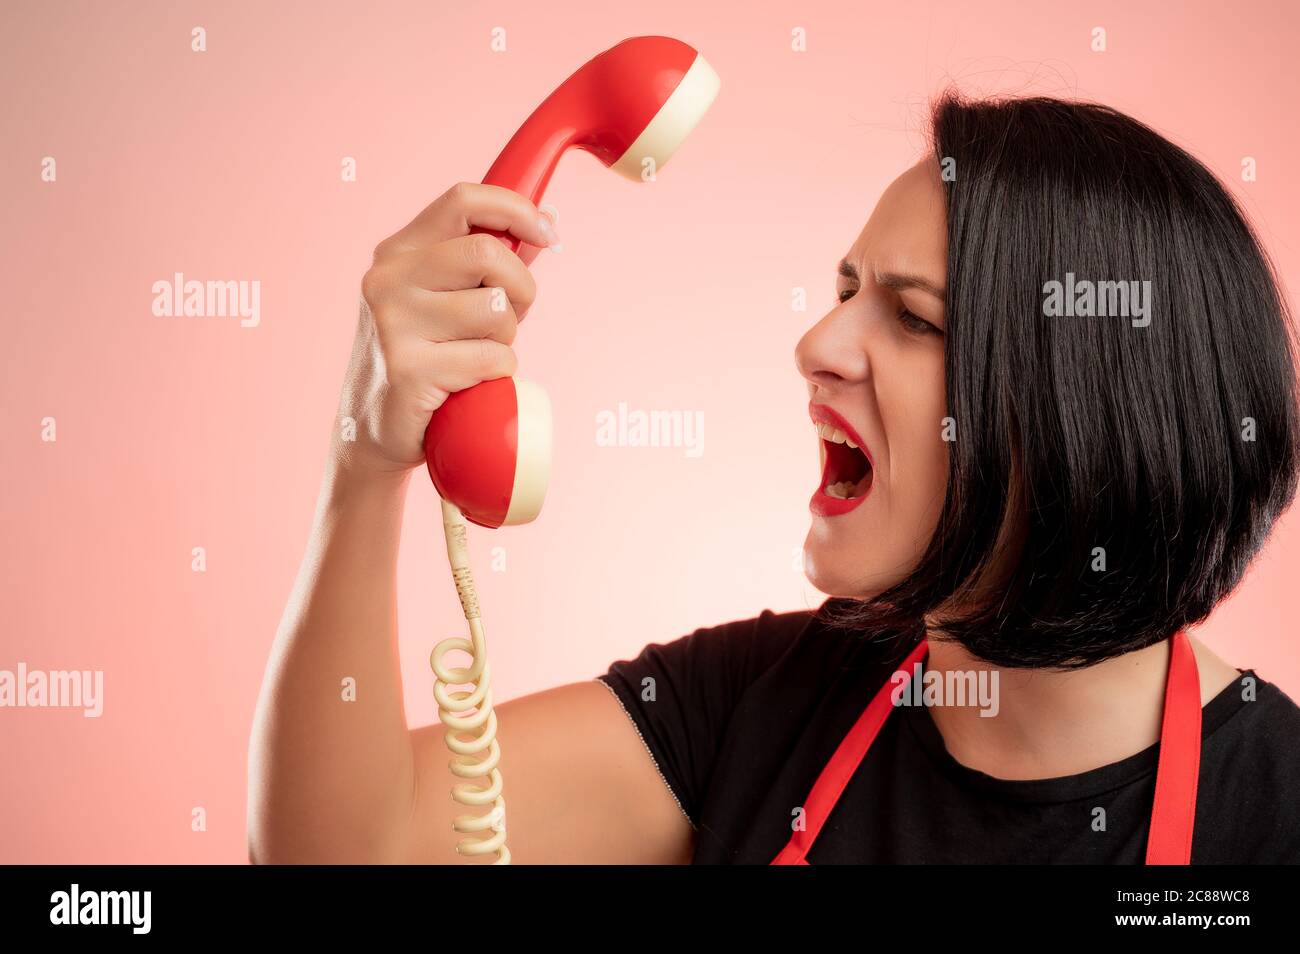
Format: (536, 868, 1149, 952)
(431, 497, 510, 865)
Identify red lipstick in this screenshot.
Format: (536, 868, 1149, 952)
(808, 402, 875, 517)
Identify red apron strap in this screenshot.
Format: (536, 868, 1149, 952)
(1144, 630, 1201, 865)
(771, 637, 929, 865)
(771, 630, 1202, 865)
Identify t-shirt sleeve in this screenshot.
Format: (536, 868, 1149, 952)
(595, 609, 812, 826)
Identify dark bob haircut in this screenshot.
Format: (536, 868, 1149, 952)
(819, 93, 1300, 670)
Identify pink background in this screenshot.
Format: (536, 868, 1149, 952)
(2, 0, 1298, 863)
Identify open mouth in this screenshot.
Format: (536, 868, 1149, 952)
(809, 404, 874, 516)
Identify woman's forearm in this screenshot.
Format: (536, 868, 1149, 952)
(247, 459, 415, 863)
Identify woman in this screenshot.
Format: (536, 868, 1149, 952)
(248, 94, 1300, 863)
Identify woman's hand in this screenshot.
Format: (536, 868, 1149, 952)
(336, 182, 561, 478)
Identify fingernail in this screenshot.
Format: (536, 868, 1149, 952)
(538, 213, 562, 249)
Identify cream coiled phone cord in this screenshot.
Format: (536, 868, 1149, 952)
(430, 497, 510, 864)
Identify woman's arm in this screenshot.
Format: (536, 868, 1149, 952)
(246, 460, 413, 863)
(247, 460, 692, 864)
(247, 183, 693, 864)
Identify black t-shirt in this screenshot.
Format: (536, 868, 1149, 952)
(596, 608, 1300, 863)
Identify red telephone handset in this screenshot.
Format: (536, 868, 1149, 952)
(423, 37, 720, 863)
(425, 36, 720, 529)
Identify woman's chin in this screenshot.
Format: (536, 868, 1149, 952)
(803, 543, 873, 598)
(802, 533, 907, 600)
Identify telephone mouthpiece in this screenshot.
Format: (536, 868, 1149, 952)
(425, 377, 552, 529)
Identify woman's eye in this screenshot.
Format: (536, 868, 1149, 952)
(898, 308, 940, 336)
(836, 289, 940, 335)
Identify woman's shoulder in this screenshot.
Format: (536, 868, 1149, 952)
(599, 607, 819, 695)
(1198, 670, 1300, 862)
(593, 606, 833, 827)
(1214, 668, 1300, 734)
(635, 604, 911, 683)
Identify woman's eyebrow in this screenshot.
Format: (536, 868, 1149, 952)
(838, 258, 945, 300)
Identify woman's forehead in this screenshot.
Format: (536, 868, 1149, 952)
(846, 158, 948, 286)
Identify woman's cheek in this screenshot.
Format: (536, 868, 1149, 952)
(884, 361, 949, 562)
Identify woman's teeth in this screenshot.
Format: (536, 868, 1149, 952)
(823, 476, 870, 499)
(814, 418, 872, 500)
(816, 422, 859, 449)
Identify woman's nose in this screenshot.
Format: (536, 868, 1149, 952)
(795, 305, 871, 391)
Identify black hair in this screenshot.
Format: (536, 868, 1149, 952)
(818, 93, 1300, 670)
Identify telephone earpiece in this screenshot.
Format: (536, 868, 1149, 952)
(425, 36, 719, 863)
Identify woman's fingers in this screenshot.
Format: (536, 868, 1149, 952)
(382, 285, 519, 347)
(415, 337, 519, 396)
(402, 233, 537, 299)
(366, 236, 536, 325)
(380, 182, 560, 258)
(518, 242, 543, 268)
